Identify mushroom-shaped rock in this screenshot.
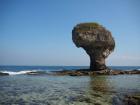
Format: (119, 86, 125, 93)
(72, 23, 115, 71)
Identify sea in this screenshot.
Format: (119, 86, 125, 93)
(0, 66, 140, 105)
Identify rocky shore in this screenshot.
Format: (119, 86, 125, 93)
(0, 72, 9, 76)
(0, 69, 140, 76)
(52, 69, 140, 76)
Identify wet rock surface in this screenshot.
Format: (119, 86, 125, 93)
(0, 69, 139, 76)
(52, 69, 140, 76)
(0, 72, 9, 76)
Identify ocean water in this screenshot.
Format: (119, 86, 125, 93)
(0, 66, 140, 75)
(0, 66, 140, 105)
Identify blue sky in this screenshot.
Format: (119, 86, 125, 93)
(0, 0, 140, 66)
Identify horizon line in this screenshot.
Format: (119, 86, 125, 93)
(0, 65, 140, 67)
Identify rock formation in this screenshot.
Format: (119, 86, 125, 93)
(0, 72, 9, 76)
(72, 23, 115, 70)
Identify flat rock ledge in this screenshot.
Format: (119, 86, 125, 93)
(0, 72, 9, 76)
(0, 69, 140, 76)
(52, 69, 140, 76)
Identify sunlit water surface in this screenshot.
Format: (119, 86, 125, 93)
(0, 74, 139, 105)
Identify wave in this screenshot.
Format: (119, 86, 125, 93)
(0, 70, 47, 75)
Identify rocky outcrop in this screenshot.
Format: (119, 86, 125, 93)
(72, 23, 115, 71)
(0, 72, 9, 76)
(0, 70, 139, 76)
(52, 69, 140, 76)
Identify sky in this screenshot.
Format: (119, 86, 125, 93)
(0, 0, 140, 66)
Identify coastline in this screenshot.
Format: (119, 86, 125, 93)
(51, 69, 140, 76)
(0, 67, 140, 105)
(0, 69, 140, 76)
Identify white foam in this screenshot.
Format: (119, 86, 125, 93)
(1, 70, 38, 75)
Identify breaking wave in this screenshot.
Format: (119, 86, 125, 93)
(0, 70, 47, 75)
